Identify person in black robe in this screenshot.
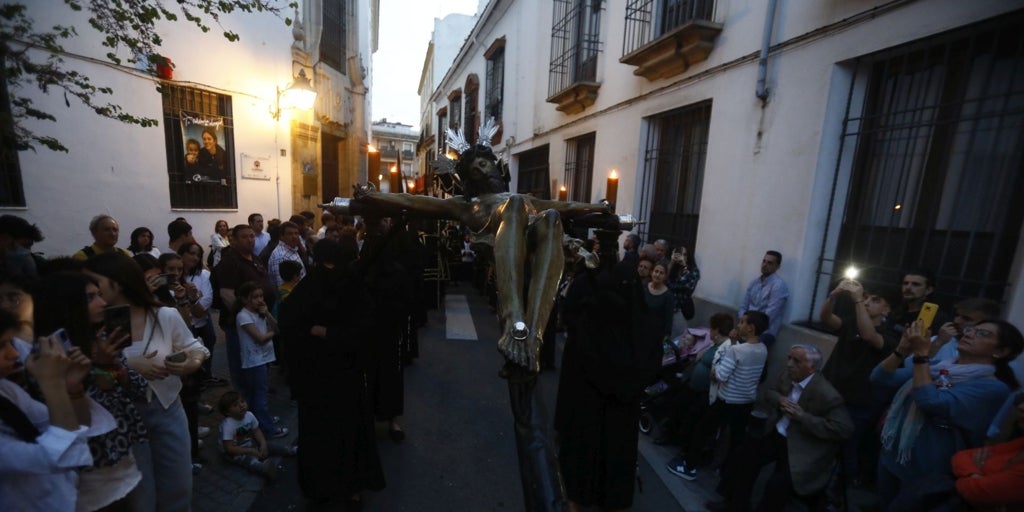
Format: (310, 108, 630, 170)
(554, 259, 664, 510)
(279, 236, 385, 509)
(361, 216, 416, 441)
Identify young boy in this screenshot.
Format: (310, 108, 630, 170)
(218, 390, 295, 480)
(235, 281, 287, 439)
(272, 260, 303, 320)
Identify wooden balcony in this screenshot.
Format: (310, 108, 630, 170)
(546, 81, 601, 115)
(620, 19, 722, 81)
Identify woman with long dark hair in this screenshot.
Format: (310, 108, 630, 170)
(33, 271, 148, 511)
(871, 318, 1024, 510)
(83, 252, 208, 511)
(127, 227, 160, 258)
(178, 242, 220, 385)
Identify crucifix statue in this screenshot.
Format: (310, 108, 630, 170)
(323, 118, 634, 510)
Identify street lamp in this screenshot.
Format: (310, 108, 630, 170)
(272, 69, 317, 119)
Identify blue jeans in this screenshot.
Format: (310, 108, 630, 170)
(224, 326, 244, 392)
(243, 363, 277, 438)
(129, 396, 192, 512)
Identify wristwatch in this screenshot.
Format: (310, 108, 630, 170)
(912, 355, 930, 365)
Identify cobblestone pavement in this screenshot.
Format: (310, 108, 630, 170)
(190, 317, 297, 512)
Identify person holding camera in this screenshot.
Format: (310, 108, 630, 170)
(83, 252, 209, 512)
(0, 308, 113, 511)
(667, 244, 700, 338)
(32, 271, 147, 511)
(819, 278, 899, 485)
(871, 319, 1023, 510)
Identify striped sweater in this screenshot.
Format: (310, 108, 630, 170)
(713, 341, 768, 404)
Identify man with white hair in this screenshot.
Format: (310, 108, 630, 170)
(707, 344, 853, 512)
(72, 215, 132, 260)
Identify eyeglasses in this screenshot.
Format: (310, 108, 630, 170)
(963, 326, 996, 338)
(0, 292, 23, 306)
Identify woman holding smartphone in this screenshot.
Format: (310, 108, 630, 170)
(32, 271, 148, 511)
(667, 244, 700, 338)
(871, 319, 1023, 510)
(84, 252, 209, 511)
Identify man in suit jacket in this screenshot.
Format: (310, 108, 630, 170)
(707, 344, 854, 512)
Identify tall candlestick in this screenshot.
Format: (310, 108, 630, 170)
(389, 166, 402, 193)
(606, 169, 619, 204)
(557, 185, 567, 202)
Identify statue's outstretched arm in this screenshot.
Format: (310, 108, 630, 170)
(529, 198, 612, 219)
(329, 184, 465, 220)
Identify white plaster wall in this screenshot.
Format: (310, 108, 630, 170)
(9, 0, 298, 257)
(424, 0, 1024, 323)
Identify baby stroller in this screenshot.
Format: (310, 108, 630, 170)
(638, 328, 711, 437)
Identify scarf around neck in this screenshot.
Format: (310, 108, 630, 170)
(880, 359, 995, 465)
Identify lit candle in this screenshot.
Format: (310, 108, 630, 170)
(606, 169, 619, 204)
(557, 185, 568, 202)
(389, 166, 402, 193)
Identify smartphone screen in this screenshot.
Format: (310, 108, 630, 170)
(104, 304, 132, 336)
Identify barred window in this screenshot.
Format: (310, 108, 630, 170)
(564, 132, 595, 202)
(623, 0, 715, 56)
(637, 101, 710, 248)
(549, 0, 602, 97)
(465, 75, 480, 140)
(321, 0, 348, 73)
(162, 84, 237, 209)
(449, 92, 462, 132)
(437, 107, 447, 155)
(812, 14, 1024, 315)
(516, 144, 551, 199)
(485, 40, 505, 123)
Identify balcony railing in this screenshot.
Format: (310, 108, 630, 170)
(621, 0, 721, 80)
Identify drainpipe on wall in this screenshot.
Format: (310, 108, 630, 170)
(756, 0, 779, 105)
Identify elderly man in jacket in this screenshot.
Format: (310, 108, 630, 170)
(707, 343, 854, 512)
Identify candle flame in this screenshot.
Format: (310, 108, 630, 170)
(390, 166, 398, 174)
(367, 144, 378, 153)
(559, 185, 567, 192)
(609, 169, 618, 180)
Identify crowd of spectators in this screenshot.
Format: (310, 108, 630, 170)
(569, 233, 1024, 511)
(0, 211, 423, 511)
(4, 209, 1024, 511)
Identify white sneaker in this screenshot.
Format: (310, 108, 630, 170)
(197, 426, 211, 438)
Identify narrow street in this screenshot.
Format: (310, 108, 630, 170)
(227, 287, 684, 511)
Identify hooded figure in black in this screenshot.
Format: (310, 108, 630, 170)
(554, 259, 664, 510)
(279, 235, 385, 508)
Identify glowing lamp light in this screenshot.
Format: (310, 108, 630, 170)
(279, 69, 317, 110)
(272, 69, 317, 119)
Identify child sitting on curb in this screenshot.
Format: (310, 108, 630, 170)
(218, 390, 295, 480)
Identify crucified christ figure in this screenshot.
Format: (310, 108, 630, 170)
(337, 124, 626, 373)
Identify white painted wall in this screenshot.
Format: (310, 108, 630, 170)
(425, 0, 1024, 324)
(9, 0, 298, 256)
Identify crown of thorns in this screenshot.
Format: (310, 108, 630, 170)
(431, 117, 501, 175)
